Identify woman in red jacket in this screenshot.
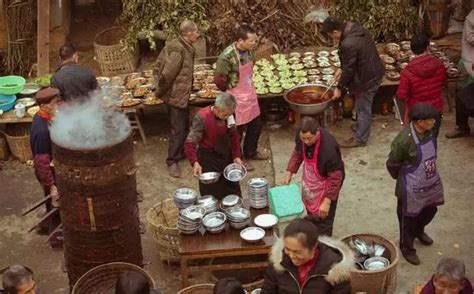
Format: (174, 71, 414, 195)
(396, 34, 447, 137)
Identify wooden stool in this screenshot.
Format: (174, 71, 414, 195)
(123, 108, 147, 145)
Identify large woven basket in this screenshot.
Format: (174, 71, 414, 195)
(146, 199, 180, 263)
(341, 233, 400, 294)
(93, 27, 139, 76)
(3, 123, 32, 163)
(424, 4, 451, 39)
(178, 283, 214, 294)
(255, 39, 275, 61)
(71, 262, 156, 294)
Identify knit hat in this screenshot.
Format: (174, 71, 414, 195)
(409, 103, 439, 121)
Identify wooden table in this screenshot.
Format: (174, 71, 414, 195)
(0, 109, 33, 124)
(179, 200, 276, 288)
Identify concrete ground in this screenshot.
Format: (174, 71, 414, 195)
(0, 106, 473, 293)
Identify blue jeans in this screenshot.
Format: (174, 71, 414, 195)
(354, 83, 380, 143)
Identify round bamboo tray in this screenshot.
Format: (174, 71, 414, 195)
(71, 262, 155, 294)
(178, 283, 214, 294)
(341, 233, 400, 294)
(146, 199, 180, 263)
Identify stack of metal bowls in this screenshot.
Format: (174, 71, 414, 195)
(248, 178, 269, 209)
(173, 188, 198, 209)
(202, 212, 226, 234)
(177, 205, 205, 235)
(225, 207, 250, 229)
(220, 194, 243, 210)
(196, 195, 218, 214)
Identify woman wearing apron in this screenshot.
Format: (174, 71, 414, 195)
(283, 117, 345, 236)
(184, 93, 243, 200)
(214, 25, 268, 171)
(387, 103, 444, 265)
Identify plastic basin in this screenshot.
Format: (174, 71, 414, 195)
(0, 94, 17, 111)
(0, 76, 26, 95)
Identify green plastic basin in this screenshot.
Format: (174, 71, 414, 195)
(0, 75, 26, 95)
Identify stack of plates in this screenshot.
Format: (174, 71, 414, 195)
(173, 188, 197, 209)
(225, 207, 250, 229)
(202, 212, 226, 234)
(177, 205, 205, 235)
(196, 195, 218, 214)
(248, 178, 269, 209)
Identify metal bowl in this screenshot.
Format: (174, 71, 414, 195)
(181, 205, 206, 221)
(223, 163, 247, 182)
(240, 227, 265, 243)
(284, 84, 333, 115)
(248, 178, 269, 188)
(199, 172, 220, 184)
(202, 212, 226, 228)
(174, 188, 198, 200)
(222, 194, 240, 207)
(364, 256, 390, 271)
(225, 207, 250, 221)
(20, 83, 41, 95)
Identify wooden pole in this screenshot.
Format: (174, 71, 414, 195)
(37, 0, 50, 76)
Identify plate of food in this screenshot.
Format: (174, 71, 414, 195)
(143, 95, 164, 106)
(329, 56, 339, 62)
(303, 51, 316, 57)
(110, 76, 124, 86)
(318, 61, 331, 68)
(330, 49, 339, 56)
(118, 98, 141, 107)
(322, 74, 334, 81)
(133, 85, 150, 97)
(16, 97, 36, 108)
(317, 57, 329, 63)
(321, 68, 335, 75)
(303, 62, 318, 69)
(385, 71, 400, 81)
(197, 89, 219, 99)
(308, 69, 320, 75)
(289, 52, 301, 59)
(333, 62, 341, 68)
(317, 51, 330, 57)
(27, 106, 40, 117)
(256, 87, 269, 95)
(290, 63, 304, 70)
(126, 77, 146, 90)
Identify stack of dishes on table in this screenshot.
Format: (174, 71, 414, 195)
(248, 178, 269, 209)
(177, 205, 205, 235)
(225, 206, 250, 229)
(193, 64, 220, 99)
(196, 195, 218, 214)
(220, 194, 243, 210)
(173, 188, 197, 209)
(202, 211, 226, 234)
(348, 236, 390, 271)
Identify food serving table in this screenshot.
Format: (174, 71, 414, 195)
(0, 109, 33, 124)
(179, 199, 276, 288)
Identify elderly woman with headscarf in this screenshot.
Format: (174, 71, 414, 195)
(261, 218, 353, 294)
(184, 92, 243, 200)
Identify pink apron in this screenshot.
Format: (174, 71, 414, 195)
(301, 136, 329, 215)
(227, 45, 260, 126)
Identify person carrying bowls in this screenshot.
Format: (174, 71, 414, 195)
(282, 116, 345, 237)
(261, 218, 353, 293)
(184, 92, 243, 199)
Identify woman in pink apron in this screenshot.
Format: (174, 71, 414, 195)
(284, 117, 345, 236)
(387, 103, 444, 265)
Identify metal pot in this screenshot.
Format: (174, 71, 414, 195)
(283, 83, 333, 115)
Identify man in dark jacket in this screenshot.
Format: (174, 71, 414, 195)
(321, 17, 384, 148)
(262, 218, 353, 294)
(397, 34, 447, 137)
(445, 82, 474, 138)
(50, 44, 98, 102)
(154, 20, 199, 178)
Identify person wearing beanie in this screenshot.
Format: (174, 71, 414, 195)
(30, 87, 62, 248)
(386, 103, 444, 265)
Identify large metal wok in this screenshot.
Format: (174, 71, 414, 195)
(283, 83, 334, 115)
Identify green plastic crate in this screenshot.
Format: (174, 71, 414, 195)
(269, 184, 304, 220)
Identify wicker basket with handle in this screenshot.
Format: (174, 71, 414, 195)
(341, 233, 400, 294)
(178, 283, 214, 294)
(3, 123, 32, 163)
(146, 198, 180, 263)
(71, 262, 156, 294)
(93, 27, 139, 76)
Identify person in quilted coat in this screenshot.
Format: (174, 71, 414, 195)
(396, 34, 447, 137)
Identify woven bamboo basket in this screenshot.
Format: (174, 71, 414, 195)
(71, 262, 156, 294)
(255, 39, 275, 61)
(146, 199, 180, 263)
(178, 283, 214, 294)
(93, 27, 139, 76)
(3, 123, 32, 163)
(341, 233, 400, 294)
(424, 4, 451, 39)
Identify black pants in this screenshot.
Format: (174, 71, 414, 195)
(306, 199, 338, 237)
(166, 104, 189, 166)
(455, 95, 474, 130)
(237, 115, 262, 158)
(197, 148, 241, 200)
(397, 199, 437, 256)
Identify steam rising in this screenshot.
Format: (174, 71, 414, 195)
(50, 90, 131, 149)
